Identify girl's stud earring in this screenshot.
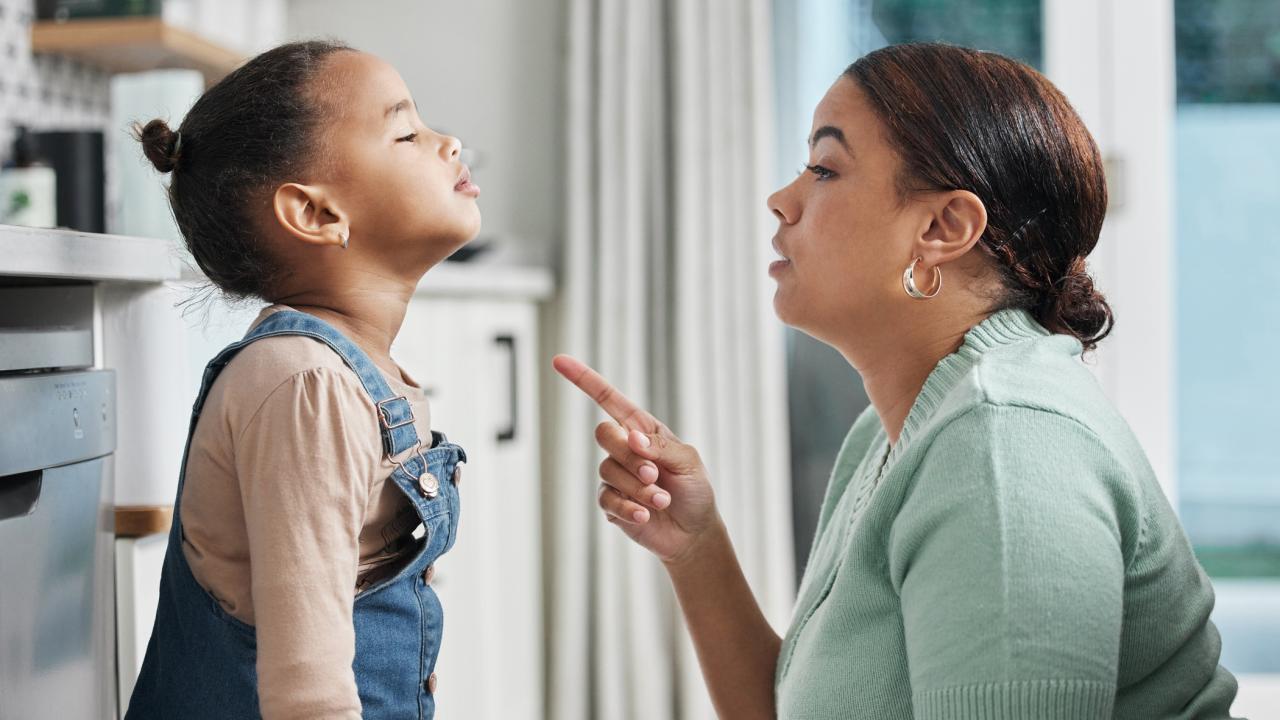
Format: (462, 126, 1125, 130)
(340, 231, 349, 250)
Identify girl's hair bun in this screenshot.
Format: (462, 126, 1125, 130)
(135, 118, 180, 174)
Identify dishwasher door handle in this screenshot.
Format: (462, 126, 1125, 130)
(0, 470, 42, 523)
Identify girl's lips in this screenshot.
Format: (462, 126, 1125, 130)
(454, 166, 480, 197)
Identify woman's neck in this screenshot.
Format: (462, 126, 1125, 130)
(836, 310, 982, 445)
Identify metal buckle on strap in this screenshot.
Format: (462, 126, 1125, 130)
(376, 396, 416, 430)
(389, 438, 433, 495)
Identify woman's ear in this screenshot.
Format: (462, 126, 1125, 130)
(272, 182, 351, 249)
(914, 190, 988, 267)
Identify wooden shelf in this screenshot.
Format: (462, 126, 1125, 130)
(31, 17, 243, 85)
(115, 505, 173, 538)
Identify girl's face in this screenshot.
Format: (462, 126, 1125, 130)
(766, 78, 926, 346)
(316, 52, 481, 266)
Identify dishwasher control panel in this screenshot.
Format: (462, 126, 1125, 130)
(0, 369, 115, 478)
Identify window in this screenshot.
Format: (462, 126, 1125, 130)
(1174, 0, 1280, 674)
(772, 0, 1279, 701)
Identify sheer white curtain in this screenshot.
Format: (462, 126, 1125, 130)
(543, 1, 794, 718)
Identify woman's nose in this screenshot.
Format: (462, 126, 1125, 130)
(768, 183, 799, 225)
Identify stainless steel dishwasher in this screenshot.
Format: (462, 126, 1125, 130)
(0, 284, 117, 719)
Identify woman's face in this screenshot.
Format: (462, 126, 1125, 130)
(767, 77, 924, 344)
(316, 51, 481, 264)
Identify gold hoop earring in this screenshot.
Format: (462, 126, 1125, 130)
(902, 257, 942, 300)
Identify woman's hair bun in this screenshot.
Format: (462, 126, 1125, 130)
(1046, 257, 1114, 350)
(134, 118, 180, 174)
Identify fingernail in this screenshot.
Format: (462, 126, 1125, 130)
(639, 464, 659, 483)
(635, 432, 651, 448)
(652, 492, 670, 509)
(632, 509, 649, 523)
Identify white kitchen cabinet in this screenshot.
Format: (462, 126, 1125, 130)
(114, 533, 168, 715)
(392, 287, 547, 720)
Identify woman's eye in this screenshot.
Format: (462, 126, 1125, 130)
(396, 133, 418, 143)
(804, 163, 835, 181)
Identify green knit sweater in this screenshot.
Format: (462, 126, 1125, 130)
(775, 309, 1239, 719)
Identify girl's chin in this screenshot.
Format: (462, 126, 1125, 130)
(435, 211, 482, 248)
(439, 224, 482, 258)
(458, 203, 483, 236)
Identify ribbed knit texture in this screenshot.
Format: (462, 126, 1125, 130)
(775, 309, 1240, 719)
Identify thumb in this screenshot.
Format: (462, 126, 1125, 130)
(628, 429, 701, 473)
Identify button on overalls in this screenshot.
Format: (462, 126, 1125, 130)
(125, 310, 464, 719)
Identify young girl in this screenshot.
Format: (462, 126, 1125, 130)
(125, 41, 480, 720)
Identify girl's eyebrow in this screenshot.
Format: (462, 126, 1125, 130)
(384, 98, 415, 121)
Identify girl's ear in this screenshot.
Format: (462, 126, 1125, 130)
(272, 182, 351, 249)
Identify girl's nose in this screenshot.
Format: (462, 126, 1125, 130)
(441, 134, 462, 161)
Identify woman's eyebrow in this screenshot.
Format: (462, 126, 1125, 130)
(809, 125, 850, 152)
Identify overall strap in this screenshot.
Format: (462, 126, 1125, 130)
(192, 309, 423, 459)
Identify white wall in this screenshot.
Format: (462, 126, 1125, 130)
(287, 0, 566, 267)
(1044, 0, 1177, 505)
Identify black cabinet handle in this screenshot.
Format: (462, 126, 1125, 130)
(495, 334, 517, 442)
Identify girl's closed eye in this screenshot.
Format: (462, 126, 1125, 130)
(396, 132, 418, 143)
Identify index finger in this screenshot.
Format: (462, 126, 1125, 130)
(552, 354, 659, 433)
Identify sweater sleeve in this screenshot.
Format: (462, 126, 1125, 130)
(888, 403, 1129, 720)
(235, 368, 379, 720)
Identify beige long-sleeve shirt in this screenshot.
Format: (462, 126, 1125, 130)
(179, 305, 431, 719)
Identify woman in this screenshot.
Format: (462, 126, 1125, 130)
(553, 43, 1239, 719)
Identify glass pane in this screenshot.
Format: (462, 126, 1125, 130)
(871, 0, 1042, 67)
(1175, 0, 1280, 574)
(1175, 0, 1280, 675)
(1175, 0, 1280, 103)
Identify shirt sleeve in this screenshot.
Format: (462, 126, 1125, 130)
(888, 403, 1129, 720)
(235, 367, 381, 720)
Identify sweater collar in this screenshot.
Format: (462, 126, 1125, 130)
(887, 308, 1051, 465)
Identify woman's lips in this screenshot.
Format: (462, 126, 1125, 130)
(769, 237, 791, 276)
(454, 166, 480, 197)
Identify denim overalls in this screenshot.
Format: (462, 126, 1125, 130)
(126, 310, 465, 720)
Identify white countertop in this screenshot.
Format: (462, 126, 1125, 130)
(0, 224, 556, 299)
(415, 261, 555, 300)
(0, 224, 182, 283)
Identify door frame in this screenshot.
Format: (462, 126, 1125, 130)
(1044, 0, 1178, 505)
